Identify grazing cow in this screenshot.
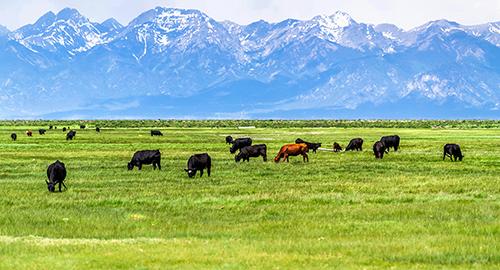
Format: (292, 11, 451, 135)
(373, 141, 386, 159)
(225, 136, 233, 144)
(443, 144, 464, 161)
(345, 138, 363, 151)
(39, 129, 46, 135)
(151, 130, 163, 136)
(49, 125, 53, 129)
(46, 160, 67, 192)
(235, 144, 267, 162)
(295, 138, 322, 153)
(96, 127, 101, 133)
(80, 125, 86, 129)
(229, 138, 252, 154)
(185, 153, 211, 178)
(26, 130, 33, 137)
(380, 135, 400, 152)
(333, 142, 342, 152)
(274, 143, 309, 163)
(66, 130, 76, 140)
(128, 150, 161, 170)
(62, 127, 67, 132)
(11, 133, 17, 141)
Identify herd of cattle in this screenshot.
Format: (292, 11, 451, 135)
(7, 126, 464, 192)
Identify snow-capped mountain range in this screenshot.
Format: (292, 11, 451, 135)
(0, 7, 499, 119)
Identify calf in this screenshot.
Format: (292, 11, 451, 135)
(381, 135, 400, 152)
(185, 153, 211, 178)
(26, 130, 33, 137)
(235, 144, 267, 162)
(443, 144, 463, 161)
(39, 129, 46, 135)
(333, 142, 342, 152)
(66, 130, 76, 140)
(46, 160, 67, 192)
(96, 127, 101, 133)
(128, 150, 161, 170)
(229, 138, 252, 154)
(11, 133, 17, 141)
(295, 138, 322, 153)
(62, 127, 67, 132)
(49, 125, 53, 129)
(151, 130, 163, 136)
(373, 141, 386, 159)
(225, 136, 233, 144)
(345, 138, 363, 151)
(274, 143, 309, 163)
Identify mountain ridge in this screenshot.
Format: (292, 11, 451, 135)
(0, 7, 499, 119)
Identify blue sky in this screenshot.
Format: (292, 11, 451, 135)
(0, 0, 498, 30)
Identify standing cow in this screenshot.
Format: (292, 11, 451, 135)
(128, 150, 161, 170)
(80, 125, 86, 129)
(333, 142, 342, 152)
(229, 138, 252, 154)
(274, 143, 309, 163)
(380, 135, 400, 152)
(39, 129, 46, 135)
(96, 127, 101, 133)
(11, 133, 17, 141)
(66, 130, 76, 140)
(345, 138, 363, 151)
(443, 144, 464, 161)
(235, 144, 267, 162)
(46, 160, 67, 192)
(373, 141, 386, 159)
(151, 130, 163, 136)
(295, 138, 322, 153)
(26, 130, 33, 137)
(185, 153, 211, 178)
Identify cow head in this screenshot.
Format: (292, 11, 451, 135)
(127, 162, 134, 170)
(184, 169, 196, 178)
(46, 180, 55, 192)
(235, 154, 242, 162)
(229, 146, 237, 154)
(459, 155, 464, 161)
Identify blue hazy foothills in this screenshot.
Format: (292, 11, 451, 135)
(0, 7, 499, 119)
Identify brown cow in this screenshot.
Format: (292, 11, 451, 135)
(274, 143, 309, 163)
(26, 130, 33, 137)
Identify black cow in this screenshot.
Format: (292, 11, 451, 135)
(373, 141, 386, 159)
(333, 142, 342, 152)
(185, 153, 211, 178)
(381, 135, 400, 152)
(151, 130, 163, 136)
(235, 144, 267, 162)
(230, 138, 252, 154)
(128, 150, 161, 170)
(62, 127, 67, 132)
(11, 133, 17, 141)
(80, 125, 86, 129)
(345, 138, 363, 151)
(225, 136, 233, 144)
(443, 144, 464, 161)
(39, 129, 46, 135)
(66, 130, 76, 140)
(49, 125, 53, 129)
(96, 127, 101, 133)
(295, 138, 322, 153)
(46, 160, 67, 192)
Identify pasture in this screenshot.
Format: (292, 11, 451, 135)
(0, 122, 499, 269)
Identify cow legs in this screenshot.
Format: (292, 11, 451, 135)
(157, 162, 161, 170)
(263, 154, 267, 162)
(58, 182, 62, 192)
(153, 163, 157, 170)
(200, 169, 204, 177)
(62, 182, 67, 190)
(283, 153, 289, 162)
(138, 163, 142, 170)
(443, 152, 446, 160)
(303, 153, 309, 162)
(207, 166, 211, 177)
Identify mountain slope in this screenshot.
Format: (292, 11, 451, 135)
(0, 7, 498, 119)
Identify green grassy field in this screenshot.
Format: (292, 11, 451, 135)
(0, 122, 499, 269)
